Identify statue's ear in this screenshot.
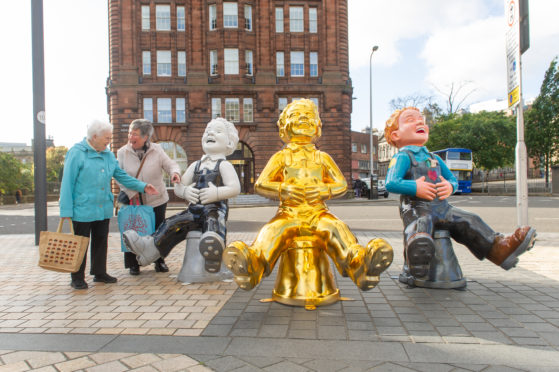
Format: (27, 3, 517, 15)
(390, 130, 400, 143)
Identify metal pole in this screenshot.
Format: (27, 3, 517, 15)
(369, 46, 378, 200)
(32, 0, 47, 245)
(515, 55, 529, 225)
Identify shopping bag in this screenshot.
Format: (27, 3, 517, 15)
(118, 204, 155, 252)
(38, 218, 89, 273)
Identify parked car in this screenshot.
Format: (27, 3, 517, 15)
(359, 178, 389, 198)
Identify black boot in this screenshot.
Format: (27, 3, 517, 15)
(154, 258, 169, 272)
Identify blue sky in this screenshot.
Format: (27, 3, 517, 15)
(1, 0, 558, 148)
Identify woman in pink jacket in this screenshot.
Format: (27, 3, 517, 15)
(117, 119, 181, 275)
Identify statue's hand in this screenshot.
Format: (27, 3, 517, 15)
(415, 176, 437, 201)
(280, 183, 305, 204)
(435, 176, 453, 200)
(175, 182, 199, 204)
(304, 184, 323, 203)
(199, 182, 219, 204)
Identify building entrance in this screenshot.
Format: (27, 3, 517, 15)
(228, 142, 254, 194)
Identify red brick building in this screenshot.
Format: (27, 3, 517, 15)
(106, 0, 353, 193)
(350, 129, 378, 181)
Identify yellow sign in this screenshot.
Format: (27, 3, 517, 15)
(508, 86, 520, 108)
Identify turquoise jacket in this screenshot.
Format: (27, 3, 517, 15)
(60, 139, 147, 222)
(385, 145, 458, 196)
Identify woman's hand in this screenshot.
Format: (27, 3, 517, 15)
(171, 172, 181, 184)
(144, 184, 159, 195)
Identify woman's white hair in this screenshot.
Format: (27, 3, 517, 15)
(87, 120, 113, 140)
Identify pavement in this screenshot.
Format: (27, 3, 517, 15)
(0, 202, 559, 371)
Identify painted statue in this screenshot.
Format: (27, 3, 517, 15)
(123, 117, 241, 273)
(223, 99, 393, 308)
(384, 107, 536, 283)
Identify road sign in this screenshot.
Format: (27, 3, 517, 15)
(505, 0, 521, 108)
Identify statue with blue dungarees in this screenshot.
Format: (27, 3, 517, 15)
(384, 107, 536, 280)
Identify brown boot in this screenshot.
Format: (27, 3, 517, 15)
(487, 226, 536, 270)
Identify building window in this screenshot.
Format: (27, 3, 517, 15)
(290, 51, 304, 76)
(309, 8, 317, 33)
(210, 50, 218, 75)
(243, 98, 253, 122)
(141, 6, 150, 30)
(275, 7, 284, 32)
(278, 97, 288, 113)
(211, 98, 221, 118)
(276, 51, 284, 77)
(225, 98, 240, 122)
(244, 5, 252, 31)
(157, 51, 171, 76)
(209, 4, 217, 30)
(155, 5, 171, 31)
(289, 7, 303, 32)
(177, 51, 186, 77)
(352, 143, 357, 153)
(176, 98, 185, 123)
(157, 98, 172, 123)
(143, 98, 153, 122)
(361, 144, 367, 154)
(177, 6, 185, 31)
(142, 51, 151, 75)
(310, 52, 318, 77)
(245, 50, 253, 76)
(310, 97, 319, 108)
(158, 142, 188, 187)
(224, 48, 239, 75)
(223, 2, 238, 28)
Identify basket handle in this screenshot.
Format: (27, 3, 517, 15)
(58, 218, 75, 234)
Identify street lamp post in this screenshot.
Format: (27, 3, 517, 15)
(369, 46, 379, 199)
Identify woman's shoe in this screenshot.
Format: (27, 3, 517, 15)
(70, 279, 88, 290)
(129, 266, 140, 276)
(154, 260, 169, 272)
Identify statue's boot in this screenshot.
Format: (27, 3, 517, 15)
(122, 230, 161, 266)
(487, 226, 536, 270)
(349, 238, 394, 291)
(199, 231, 225, 273)
(406, 232, 435, 278)
(223, 241, 265, 290)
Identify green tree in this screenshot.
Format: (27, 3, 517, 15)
(427, 111, 516, 171)
(46, 146, 68, 183)
(525, 58, 559, 187)
(0, 153, 33, 196)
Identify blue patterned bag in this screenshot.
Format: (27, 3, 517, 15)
(117, 205, 155, 252)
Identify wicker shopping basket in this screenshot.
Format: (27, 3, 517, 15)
(38, 218, 89, 273)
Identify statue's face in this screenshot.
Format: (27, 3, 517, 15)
(390, 109, 429, 148)
(202, 120, 229, 155)
(283, 103, 319, 143)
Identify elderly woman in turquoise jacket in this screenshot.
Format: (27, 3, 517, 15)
(60, 120, 158, 290)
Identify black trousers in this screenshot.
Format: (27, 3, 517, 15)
(154, 202, 227, 258)
(71, 219, 110, 280)
(124, 203, 167, 268)
(400, 196, 497, 260)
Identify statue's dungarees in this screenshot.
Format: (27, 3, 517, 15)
(398, 149, 496, 259)
(153, 159, 228, 257)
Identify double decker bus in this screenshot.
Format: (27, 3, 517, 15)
(432, 148, 473, 194)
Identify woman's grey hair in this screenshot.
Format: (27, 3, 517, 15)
(207, 117, 239, 156)
(87, 120, 113, 140)
(129, 119, 154, 139)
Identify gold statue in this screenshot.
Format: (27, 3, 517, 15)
(223, 99, 393, 308)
